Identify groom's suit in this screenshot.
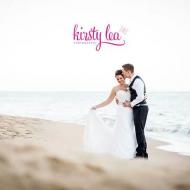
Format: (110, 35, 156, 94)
(129, 74, 149, 158)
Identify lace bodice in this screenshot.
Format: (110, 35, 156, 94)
(116, 90, 131, 104)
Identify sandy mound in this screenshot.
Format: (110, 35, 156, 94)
(0, 115, 189, 190)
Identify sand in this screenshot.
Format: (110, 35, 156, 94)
(0, 114, 190, 190)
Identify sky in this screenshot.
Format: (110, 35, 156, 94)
(0, 0, 190, 91)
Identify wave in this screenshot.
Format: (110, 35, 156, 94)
(78, 113, 190, 139)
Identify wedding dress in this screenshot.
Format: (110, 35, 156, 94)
(83, 90, 137, 159)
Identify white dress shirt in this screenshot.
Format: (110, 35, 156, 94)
(129, 74, 146, 107)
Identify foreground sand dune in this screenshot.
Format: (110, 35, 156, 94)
(0, 115, 190, 190)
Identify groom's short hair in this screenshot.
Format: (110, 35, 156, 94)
(122, 63, 134, 73)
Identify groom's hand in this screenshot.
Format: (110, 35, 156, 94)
(123, 101, 131, 107)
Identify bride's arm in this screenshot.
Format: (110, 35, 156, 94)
(92, 88, 116, 109)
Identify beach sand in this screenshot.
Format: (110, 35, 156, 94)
(0, 114, 189, 190)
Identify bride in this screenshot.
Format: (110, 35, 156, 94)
(83, 70, 137, 159)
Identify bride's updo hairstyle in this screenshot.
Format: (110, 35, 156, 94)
(115, 70, 124, 78)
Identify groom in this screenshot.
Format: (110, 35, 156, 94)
(121, 63, 149, 159)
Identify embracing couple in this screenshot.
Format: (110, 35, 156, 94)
(84, 63, 149, 159)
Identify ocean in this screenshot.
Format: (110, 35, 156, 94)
(0, 91, 189, 155)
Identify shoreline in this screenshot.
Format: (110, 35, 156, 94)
(0, 114, 190, 156)
(0, 114, 189, 158)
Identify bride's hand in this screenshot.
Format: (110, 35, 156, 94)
(123, 101, 131, 107)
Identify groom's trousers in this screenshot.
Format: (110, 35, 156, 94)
(133, 105, 149, 155)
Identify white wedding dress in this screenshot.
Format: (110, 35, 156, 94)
(83, 90, 137, 159)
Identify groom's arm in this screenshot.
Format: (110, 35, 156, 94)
(130, 79, 145, 107)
